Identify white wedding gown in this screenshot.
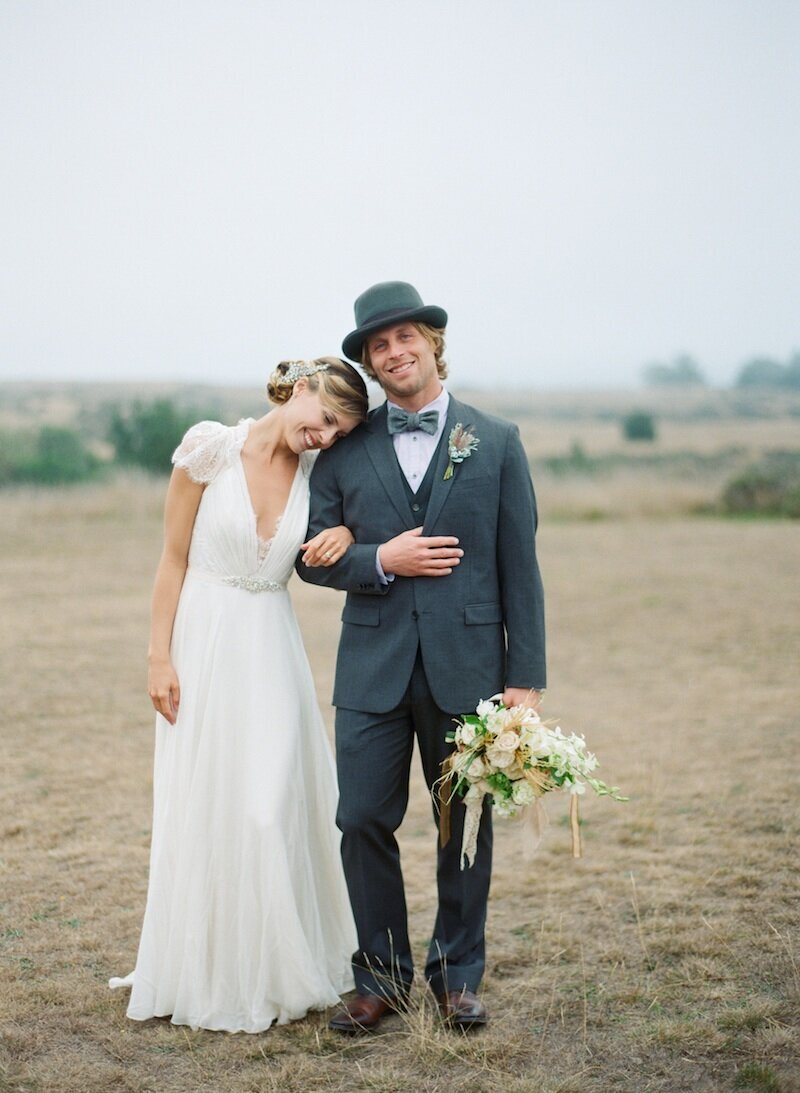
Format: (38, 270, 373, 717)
(110, 420, 356, 1032)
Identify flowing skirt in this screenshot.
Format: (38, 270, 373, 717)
(111, 574, 355, 1032)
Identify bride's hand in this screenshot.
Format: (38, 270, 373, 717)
(148, 658, 181, 724)
(301, 525, 355, 567)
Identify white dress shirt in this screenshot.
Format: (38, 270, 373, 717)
(376, 388, 450, 581)
(387, 388, 450, 491)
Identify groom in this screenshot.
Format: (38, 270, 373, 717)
(297, 281, 546, 1032)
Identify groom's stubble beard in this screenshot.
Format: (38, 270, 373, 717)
(375, 360, 442, 408)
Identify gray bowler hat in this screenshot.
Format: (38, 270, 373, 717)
(342, 281, 448, 362)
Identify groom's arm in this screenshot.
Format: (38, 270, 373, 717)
(296, 450, 464, 593)
(296, 451, 390, 595)
(497, 424, 547, 691)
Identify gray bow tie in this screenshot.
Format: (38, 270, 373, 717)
(387, 406, 440, 436)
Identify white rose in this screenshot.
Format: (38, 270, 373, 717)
(457, 723, 476, 746)
(476, 699, 495, 719)
(465, 755, 486, 780)
(486, 712, 505, 735)
(486, 746, 515, 769)
(495, 730, 519, 752)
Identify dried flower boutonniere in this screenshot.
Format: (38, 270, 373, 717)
(443, 423, 479, 480)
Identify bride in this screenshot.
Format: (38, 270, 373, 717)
(110, 357, 368, 1032)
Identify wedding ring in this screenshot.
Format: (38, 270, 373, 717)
(323, 551, 332, 559)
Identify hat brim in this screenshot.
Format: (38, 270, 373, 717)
(342, 305, 448, 362)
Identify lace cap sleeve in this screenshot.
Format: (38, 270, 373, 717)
(172, 421, 238, 485)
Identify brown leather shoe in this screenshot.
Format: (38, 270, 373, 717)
(328, 993, 398, 1033)
(436, 989, 488, 1029)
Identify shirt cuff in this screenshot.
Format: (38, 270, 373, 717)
(376, 547, 395, 585)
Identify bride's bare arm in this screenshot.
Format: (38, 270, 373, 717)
(148, 468, 204, 724)
(300, 525, 354, 567)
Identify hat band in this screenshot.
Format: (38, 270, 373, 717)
(359, 305, 427, 328)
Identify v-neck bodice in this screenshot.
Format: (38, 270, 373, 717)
(237, 423, 300, 546)
(256, 515, 283, 564)
(172, 419, 314, 586)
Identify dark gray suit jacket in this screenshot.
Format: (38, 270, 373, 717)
(296, 395, 545, 715)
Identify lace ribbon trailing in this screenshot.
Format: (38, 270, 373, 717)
(461, 793, 483, 869)
(437, 755, 582, 869)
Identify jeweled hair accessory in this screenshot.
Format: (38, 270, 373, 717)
(278, 360, 331, 385)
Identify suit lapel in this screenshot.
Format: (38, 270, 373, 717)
(423, 396, 464, 533)
(362, 403, 416, 529)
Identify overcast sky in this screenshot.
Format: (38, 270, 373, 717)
(1, 0, 798, 389)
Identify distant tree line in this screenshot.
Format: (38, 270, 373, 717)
(2, 394, 799, 522)
(643, 355, 706, 387)
(642, 351, 800, 389)
(734, 354, 800, 389)
(0, 399, 216, 486)
(0, 426, 101, 486)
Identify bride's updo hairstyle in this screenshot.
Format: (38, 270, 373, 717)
(267, 357, 368, 423)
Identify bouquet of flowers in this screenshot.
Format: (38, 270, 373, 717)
(439, 695, 627, 868)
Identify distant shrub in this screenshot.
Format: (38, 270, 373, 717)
(721, 453, 800, 518)
(0, 426, 101, 486)
(622, 411, 656, 442)
(107, 399, 202, 474)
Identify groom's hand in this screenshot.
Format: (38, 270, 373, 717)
(502, 687, 544, 710)
(379, 527, 463, 578)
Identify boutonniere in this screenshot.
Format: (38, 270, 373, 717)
(443, 423, 479, 480)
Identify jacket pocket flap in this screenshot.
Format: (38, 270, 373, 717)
(464, 602, 503, 625)
(450, 472, 492, 490)
(341, 602, 381, 626)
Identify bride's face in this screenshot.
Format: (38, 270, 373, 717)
(284, 382, 360, 454)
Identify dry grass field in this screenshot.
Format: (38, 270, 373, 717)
(1, 435, 799, 1089)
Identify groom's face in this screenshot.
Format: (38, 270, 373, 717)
(366, 323, 441, 409)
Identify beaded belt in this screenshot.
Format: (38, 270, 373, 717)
(187, 567, 286, 594)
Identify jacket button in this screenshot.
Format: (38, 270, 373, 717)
(411, 610, 419, 620)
